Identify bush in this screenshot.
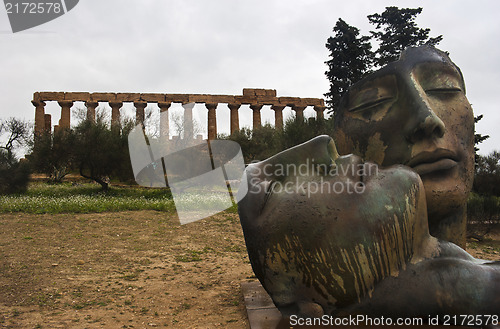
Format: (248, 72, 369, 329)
(0, 151, 30, 194)
(29, 130, 74, 183)
(467, 193, 500, 240)
(222, 117, 335, 164)
(222, 124, 282, 164)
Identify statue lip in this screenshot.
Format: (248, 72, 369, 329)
(406, 149, 459, 176)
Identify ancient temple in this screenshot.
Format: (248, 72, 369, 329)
(32, 89, 325, 140)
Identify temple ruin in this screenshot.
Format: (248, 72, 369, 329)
(32, 89, 325, 140)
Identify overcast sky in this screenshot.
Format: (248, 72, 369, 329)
(1, 0, 499, 155)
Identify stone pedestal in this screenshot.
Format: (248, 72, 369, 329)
(250, 104, 263, 130)
(206, 103, 218, 140)
(228, 104, 240, 135)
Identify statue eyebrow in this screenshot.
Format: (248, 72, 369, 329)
(412, 62, 465, 91)
(347, 75, 397, 112)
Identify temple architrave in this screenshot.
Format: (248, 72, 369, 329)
(32, 89, 325, 140)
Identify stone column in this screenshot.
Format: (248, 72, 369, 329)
(228, 104, 240, 135)
(58, 100, 73, 129)
(158, 102, 171, 140)
(32, 100, 46, 136)
(250, 104, 263, 130)
(206, 103, 218, 140)
(44, 114, 52, 133)
(314, 105, 326, 120)
(292, 105, 306, 121)
(85, 101, 98, 122)
(134, 102, 147, 125)
(109, 102, 123, 127)
(182, 102, 195, 139)
(271, 105, 285, 130)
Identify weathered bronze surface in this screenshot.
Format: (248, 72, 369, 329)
(333, 46, 474, 248)
(238, 47, 499, 319)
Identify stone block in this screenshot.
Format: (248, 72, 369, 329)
(91, 93, 117, 102)
(278, 97, 301, 106)
(116, 93, 141, 102)
(265, 89, 277, 97)
(256, 95, 277, 105)
(243, 88, 256, 96)
(254, 89, 267, 96)
(32, 92, 41, 102)
(64, 92, 90, 101)
(39, 92, 65, 101)
(302, 98, 324, 106)
(188, 94, 212, 103)
(216, 95, 236, 104)
(235, 95, 257, 104)
(165, 94, 189, 104)
(140, 93, 165, 102)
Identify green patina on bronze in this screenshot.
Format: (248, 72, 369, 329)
(334, 46, 474, 248)
(238, 47, 499, 319)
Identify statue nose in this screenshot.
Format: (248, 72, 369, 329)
(404, 95, 445, 144)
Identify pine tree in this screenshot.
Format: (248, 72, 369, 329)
(324, 19, 373, 112)
(368, 7, 443, 67)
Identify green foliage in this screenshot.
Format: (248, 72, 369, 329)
(473, 151, 500, 196)
(73, 117, 128, 190)
(0, 151, 30, 194)
(368, 7, 442, 67)
(0, 117, 32, 194)
(30, 116, 135, 190)
(473, 115, 490, 166)
(280, 117, 334, 150)
(467, 193, 500, 239)
(324, 18, 374, 110)
(222, 118, 334, 163)
(0, 117, 31, 159)
(223, 124, 283, 163)
(325, 7, 442, 112)
(30, 129, 74, 183)
(0, 182, 174, 214)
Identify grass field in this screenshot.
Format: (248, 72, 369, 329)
(0, 182, 238, 215)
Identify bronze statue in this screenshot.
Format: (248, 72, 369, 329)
(238, 47, 499, 319)
(333, 46, 474, 248)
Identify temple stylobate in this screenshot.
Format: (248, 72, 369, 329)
(32, 88, 326, 140)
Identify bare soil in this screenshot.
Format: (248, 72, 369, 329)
(0, 211, 254, 328)
(0, 211, 498, 329)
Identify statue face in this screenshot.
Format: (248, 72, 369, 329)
(238, 136, 433, 316)
(333, 46, 474, 219)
